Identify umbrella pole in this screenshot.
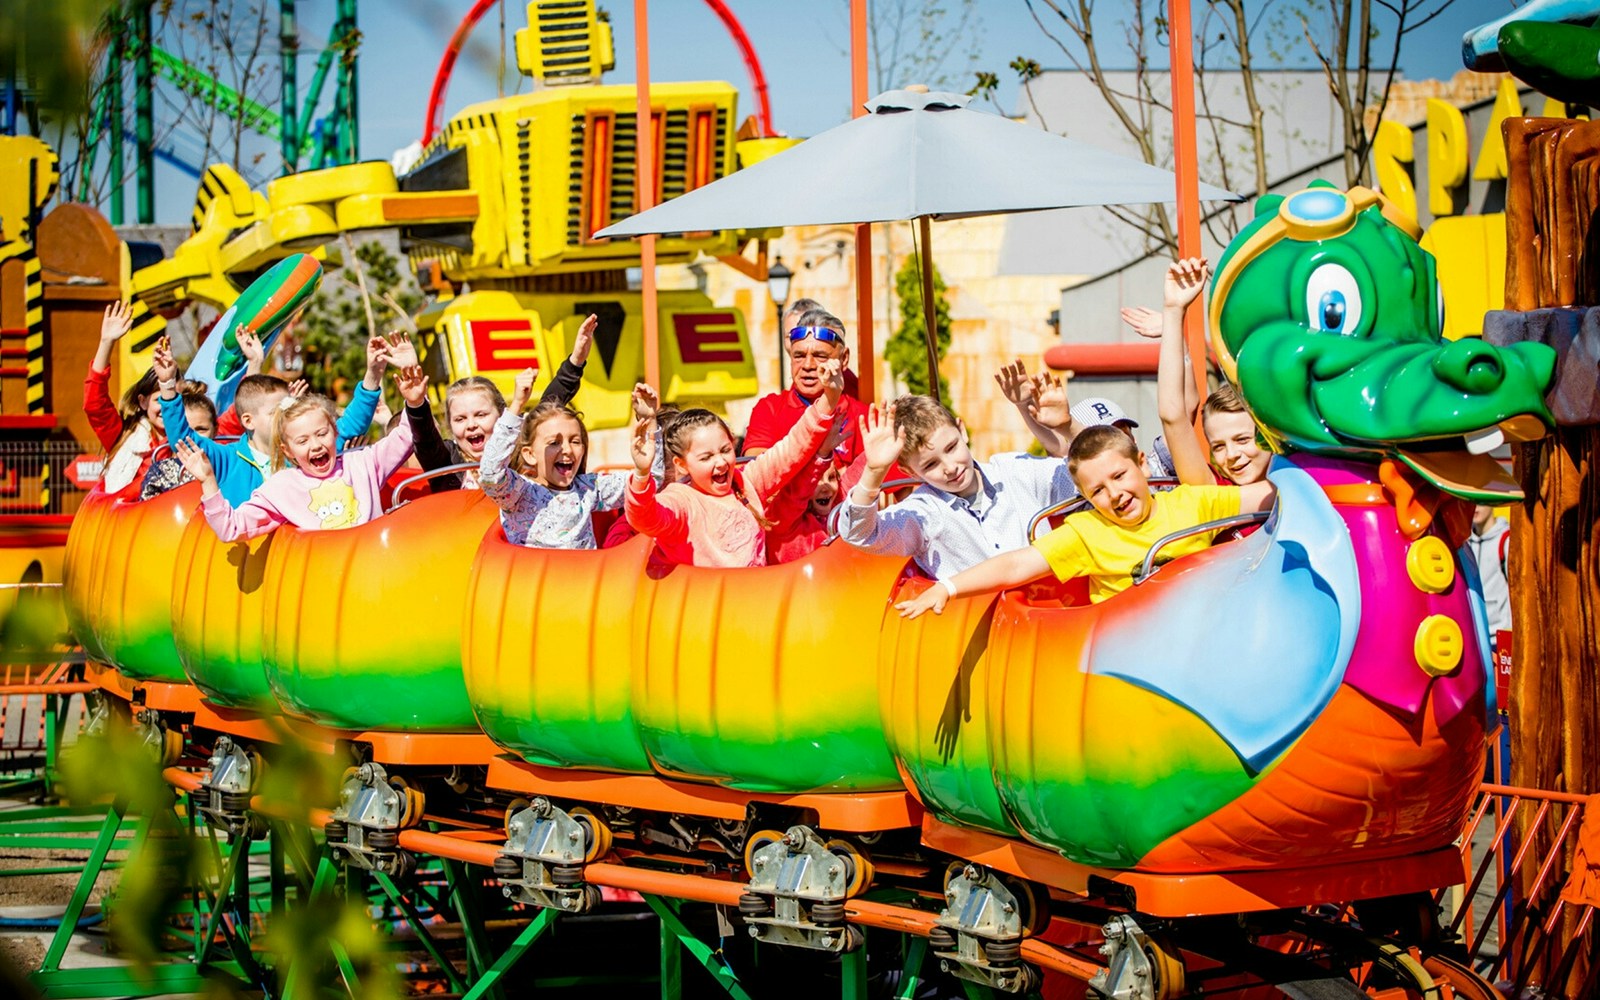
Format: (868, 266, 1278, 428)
(917, 215, 941, 404)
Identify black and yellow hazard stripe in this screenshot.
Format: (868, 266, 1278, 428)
(191, 164, 240, 232)
(127, 297, 167, 355)
(0, 239, 44, 414)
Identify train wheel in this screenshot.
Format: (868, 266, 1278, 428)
(825, 838, 874, 898)
(570, 806, 612, 863)
(1001, 875, 1051, 938)
(389, 776, 425, 829)
(1143, 930, 1186, 1000)
(504, 797, 530, 835)
(1418, 954, 1498, 1000)
(160, 727, 184, 767)
(943, 860, 967, 894)
(743, 829, 785, 876)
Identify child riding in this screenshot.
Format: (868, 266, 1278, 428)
(176, 361, 423, 541)
(625, 359, 845, 567)
(895, 422, 1277, 617)
(478, 364, 653, 549)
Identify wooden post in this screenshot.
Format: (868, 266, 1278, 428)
(635, 0, 659, 391)
(1168, 0, 1206, 410)
(918, 216, 941, 404)
(851, 0, 875, 403)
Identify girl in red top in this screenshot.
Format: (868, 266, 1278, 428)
(625, 360, 843, 568)
(84, 302, 169, 494)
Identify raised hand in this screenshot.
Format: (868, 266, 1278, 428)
(100, 301, 133, 344)
(174, 439, 217, 492)
(631, 382, 660, 423)
(1120, 306, 1162, 340)
(510, 366, 537, 413)
(819, 357, 844, 412)
(571, 314, 598, 366)
(384, 331, 420, 369)
(237, 327, 265, 374)
(364, 334, 392, 386)
(288, 378, 309, 398)
(1028, 371, 1072, 430)
(994, 360, 1035, 407)
(859, 403, 904, 472)
(152, 337, 179, 387)
(1164, 256, 1210, 311)
(629, 416, 657, 478)
(394, 365, 429, 408)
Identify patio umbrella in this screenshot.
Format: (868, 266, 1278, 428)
(596, 88, 1242, 401)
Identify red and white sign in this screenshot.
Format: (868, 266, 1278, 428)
(671, 312, 743, 365)
(1494, 629, 1513, 710)
(65, 454, 103, 490)
(469, 318, 543, 372)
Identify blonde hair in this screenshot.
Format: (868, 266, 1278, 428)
(1067, 424, 1140, 477)
(445, 376, 506, 421)
(514, 403, 589, 477)
(890, 395, 959, 456)
(1202, 383, 1249, 423)
(268, 394, 339, 472)
(662, 409, 773, 529)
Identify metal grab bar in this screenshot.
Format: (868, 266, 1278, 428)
(1027, 477, 1180, 542)
(1131, 511, 1270, 585)
(824, 477, 924, 543)
(385, 462, 480, 513)
(146, 435, 243, 463)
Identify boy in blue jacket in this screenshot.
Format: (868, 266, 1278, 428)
(152, 333, 389, 505)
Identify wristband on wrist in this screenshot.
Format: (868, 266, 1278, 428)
(938, 578, 958, 599)
(157, 377, 178, 392)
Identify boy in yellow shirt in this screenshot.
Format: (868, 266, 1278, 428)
(895, 424, 1276, 616)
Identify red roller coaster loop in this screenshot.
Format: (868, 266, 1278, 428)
(422, 0, 777, 148)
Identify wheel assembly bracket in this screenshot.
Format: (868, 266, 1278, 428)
(326, 761, 420, 877)
(197, 736, 259, 836)
(740, 825, 864, 954)
(932, 865, 1041, 995)
(495, 797, 604, 914)
(1089, 914, 1164, 1000)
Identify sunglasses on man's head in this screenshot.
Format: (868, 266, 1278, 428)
(788, 326, 845, 345)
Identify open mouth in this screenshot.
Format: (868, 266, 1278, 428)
(1395, 415, 1545, 502)
(710, 468, 731, 489)
(553, 459, 576, 479)
(306, 451, 333, 474)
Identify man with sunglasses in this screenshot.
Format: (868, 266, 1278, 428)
(743, 310, 867, 465)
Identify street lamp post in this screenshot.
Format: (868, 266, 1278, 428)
(767, 256, 793, 390)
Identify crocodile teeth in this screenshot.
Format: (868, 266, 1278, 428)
(1465, 426, 1505, 455)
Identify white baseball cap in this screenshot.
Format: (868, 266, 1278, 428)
(1071, 396, 1138, 429)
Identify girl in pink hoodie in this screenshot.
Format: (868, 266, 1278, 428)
(175, 365, 424, 541)
(625, 360, 842, 567)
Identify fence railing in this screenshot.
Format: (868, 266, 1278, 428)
(0, 440, 100, 515)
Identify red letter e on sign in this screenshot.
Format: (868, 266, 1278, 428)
(470, 319, 542, 372)
(672, 312, 743, 364)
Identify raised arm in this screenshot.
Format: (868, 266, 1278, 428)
(539, 314, 596, 407)
(85, 303, 134, 450)
(624, 416, 689, 543)
(836, 404, 927, 557)
(894, 545, 1053, 619)
(180, 440, 286, 541)
(477, 409, 553, 517)
(745, 359, 841, 498)
(1155, 258, 1215, 486)
(996, 360, 1077, 457)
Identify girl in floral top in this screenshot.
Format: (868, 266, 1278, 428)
(478, 368, 652, 549)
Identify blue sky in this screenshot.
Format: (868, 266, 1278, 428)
(144, 0, 1522, 224)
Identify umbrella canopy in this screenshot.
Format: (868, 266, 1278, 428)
(595, 88, 1240, 238)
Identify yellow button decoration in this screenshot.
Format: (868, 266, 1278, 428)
(1405, 536, 1456, 594)
(1414, 615, 1464, 676)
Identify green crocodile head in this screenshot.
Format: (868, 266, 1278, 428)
(1209, 182, 1555, 501)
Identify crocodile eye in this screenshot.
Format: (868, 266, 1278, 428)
(1306, 263, 1362, 335)
(1437, 284, 1446, 331)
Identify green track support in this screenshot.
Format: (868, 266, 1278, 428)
(440, 855, 501, 1000)
(896, 935, 929, 999)
(841, 931, 868, 1000)
(33, 804, 139, 977)
(645, 895, 754, 1000)
(458, 907, 556, 1000)
(373, 871, 467, 995)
